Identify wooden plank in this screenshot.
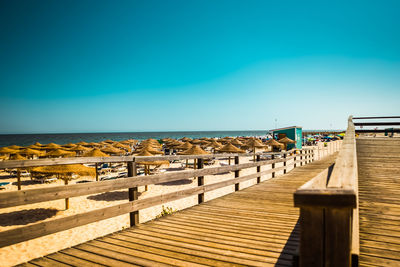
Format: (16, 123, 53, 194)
(0, 150, 303, 169)
(127, 160, 139, 226)
(0, 156, 290, 209)
(0, 164, 289, 248)
(299, 206, 324, 267)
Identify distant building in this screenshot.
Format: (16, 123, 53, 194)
(269, 126, 302, 150)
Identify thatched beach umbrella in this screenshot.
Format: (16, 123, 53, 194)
(0, 147, 19, 155)
(83, 148, 109, 158)
(180, 137, 192, 142)
(209, 140, 223, 153)
(82, 149, 109, 181)
(243, 139, 267, 161)
(26, 144, 42, 150)
(9, 154, 27, 160)
(176, 141, 193, 151)
(62, 143, 76, 148)
(135, 149, 156, 191)
(45, 149, 76, 158)
(101, 146, 124, 155)
(278, 137, 296, 150)
(113, 142, 131, 151)
(266, 139, 284, 152)
(7, 145, 22, 150)
(218, 143, 245, 165)
(31, 164, 95, 209)
(179, 145, 209, 169)
(34, 142, 43, 147)
(69, 145, 90, 155)
(19, 148, 43, 158)
(42, 143, 62, 152)
(231, 139, 244, 147)
(76, 141, 89, 146)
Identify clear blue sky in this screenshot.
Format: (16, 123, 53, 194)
(1, 0, 399, 134)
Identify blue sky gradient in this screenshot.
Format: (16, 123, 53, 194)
(1, 0, 399, 133)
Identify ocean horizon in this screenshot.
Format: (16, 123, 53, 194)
(0, 129, 344, 147)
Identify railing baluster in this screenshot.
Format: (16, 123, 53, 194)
(197, 158, 204, 204)
(256, 155, 261, 183)
(234, 156, 240, 191)
(128, 159, 139, 226)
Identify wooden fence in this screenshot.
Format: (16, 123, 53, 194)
(294, 116, 358, 267)
(0, 149, 315, 248)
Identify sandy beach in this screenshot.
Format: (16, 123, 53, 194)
(0, 153, 297, 266)
(0, 138, 339, 267)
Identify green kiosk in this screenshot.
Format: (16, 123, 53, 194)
(269, 126, 302, 150)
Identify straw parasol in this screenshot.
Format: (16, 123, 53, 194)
(179, 145, 209, 155)
(218, 143, 246, 153)
(0, 147, 20, 154)
(218, 142, 245, 165)
(69, 145, 90, 153)
(45, 149, 76, 158)
(26, 144, 42, 150)
(9, 154, 27, 160)
(62, 143, 76, 148)
(278, 137, 296, 150)
(19, 148, 43, 158)
(7, 145, 22, 150)
(179, 145, 209, 169)
(230, 139, 244, 147)
(104, 139, 115, 144)
(113, 142, 131, 150)
(43, 143, 62, 150)
(135, 149, 166, 191)
(266, 139, 284, 152)
(101, 146, 124, 155)
(31, 164, 95, 209)
(176, 141, 193, 151)
(209, 140, 223, 153)
(82, 148, 109, 157)
(34, 142, 43, 146)
(82, 149, 110, 181)
(135, 145, 164, 155)
(243, 139, 267, 161)
(76, 141, 89, 146)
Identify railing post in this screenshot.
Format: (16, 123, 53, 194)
(256, 155, 261, 183)
(283, 153, 287, 174)
(197, 158, 204, 204)
(294, 151, 297, 168)
(17, 170, 21, 190)
(95, 163, 99, 181)
(300, 150, 303, 166)
(128, 159, 139, 227)
(234, 156, 240, 191)
(271, 154, 275, 178)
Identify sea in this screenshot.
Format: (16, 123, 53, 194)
(0, 131, 269, 147)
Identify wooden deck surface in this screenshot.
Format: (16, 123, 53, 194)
(357, 137, 400, 266)
(21, 154, 337, 267)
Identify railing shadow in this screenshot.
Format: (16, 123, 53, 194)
(275, 218, 300, 266)
(0, 208, 58, 226)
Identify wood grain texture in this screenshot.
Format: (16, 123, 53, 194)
(357, 137, 400, 266)
(22, 151, 337, 266)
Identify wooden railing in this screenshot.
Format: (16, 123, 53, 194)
(0, 149, 315, 248)
(294, 116, 358, 267)
(353, 116, 400, 133)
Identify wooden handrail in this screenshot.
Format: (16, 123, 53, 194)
(294, 116, 358, 267)
(0, 150, 312, 169)
(0, 156, 291, 209)
(0, 149, 315, 248)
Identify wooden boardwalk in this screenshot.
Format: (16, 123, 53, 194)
(357, 137, 400, 266)
(22, 154, 337, 267)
